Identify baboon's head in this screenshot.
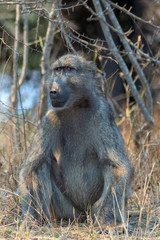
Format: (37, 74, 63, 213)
(49, 54, 100, 109)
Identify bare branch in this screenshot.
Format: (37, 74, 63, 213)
(38, 2, 56, 120)
(0, 25, 42, 55)
(0, 109, 36, 126)
(128, 39, 160, 64)
(108, 0, 160, 30)
(19, 12, 29, 86)
(0, 0, 45, 6)
(21, 1, 87, 14)
(0, 37, 19, 54)
(76, 1, 160, 64)
(101, 0, 153, 115)
(55, 0, 76, 54)
(11, 4, 20, 111)
(10, 4, 22, 157)
(92, 0, 154, 124)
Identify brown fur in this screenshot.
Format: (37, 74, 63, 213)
(19, 54, 134, 225)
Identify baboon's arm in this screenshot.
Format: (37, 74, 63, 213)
(92, 121, 134, 224)
(19, 112, 57, 220)
(93, 152, 133, 224)
(22, 112, 58, 174)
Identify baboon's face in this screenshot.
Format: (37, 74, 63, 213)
(49, 55, 97, 109)
(49, 72, 71, 108)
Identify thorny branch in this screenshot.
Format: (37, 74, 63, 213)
(92, 0, 154, 124)
(108, 0, 160, 30)
(0, 0, 45, 6)
(68, 26, 160, 64)
(81, 1, 160, 65)
(55, 0, 76, 54)
(83, 0, 153, 116)
(101, 0, 153, 115)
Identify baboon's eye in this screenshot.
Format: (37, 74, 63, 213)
(64, 66, 72, 71)
(54, 67, 62, 72)
(54, 66, 75, 73)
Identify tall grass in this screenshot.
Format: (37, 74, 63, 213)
(0, 101, 160, 239)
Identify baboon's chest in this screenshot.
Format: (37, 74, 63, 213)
(52, 124, 104, 209)
(56, 145, 103, 210)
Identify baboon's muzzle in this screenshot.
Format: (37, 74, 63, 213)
(50, 77, 69, 108)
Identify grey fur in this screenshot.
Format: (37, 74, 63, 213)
(19, 54, 134, 225)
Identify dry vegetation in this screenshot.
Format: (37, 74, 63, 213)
(0, 90, 160, 240)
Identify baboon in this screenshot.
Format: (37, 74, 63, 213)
(19, 54, 134, 227)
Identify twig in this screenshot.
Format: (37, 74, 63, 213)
(128, 39, 160, 64)
(38, 2, 56, 120)
(21, 1, 87, 13)
(0, 25, 42, 55)
(0, 37, 19, 54)
(108, 0, 160, 30)
(18, 88, 27, 153)
(101, 0, 153, 115)
(0, 0, 45, 6)
(11, 4, 20, 111)
(0, 110, 37, 126)
(55, 0, 76, 54)
(68, 3, 160, 65)
(92, 0, 154, 124)
(10, 4, 22, 161)
(19, 12, 28, 86)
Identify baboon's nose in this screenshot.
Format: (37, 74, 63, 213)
(50, 90, 59, 99)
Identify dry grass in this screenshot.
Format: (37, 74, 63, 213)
(0, 102, 160, 239)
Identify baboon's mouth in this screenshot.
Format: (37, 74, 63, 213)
(50, 93, 69, 108)
(51, 99, 67, 108)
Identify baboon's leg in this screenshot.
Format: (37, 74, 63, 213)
(20, 161, 80, 223)
(50, 180, 80, 221)
(20, 162, 53, 223)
